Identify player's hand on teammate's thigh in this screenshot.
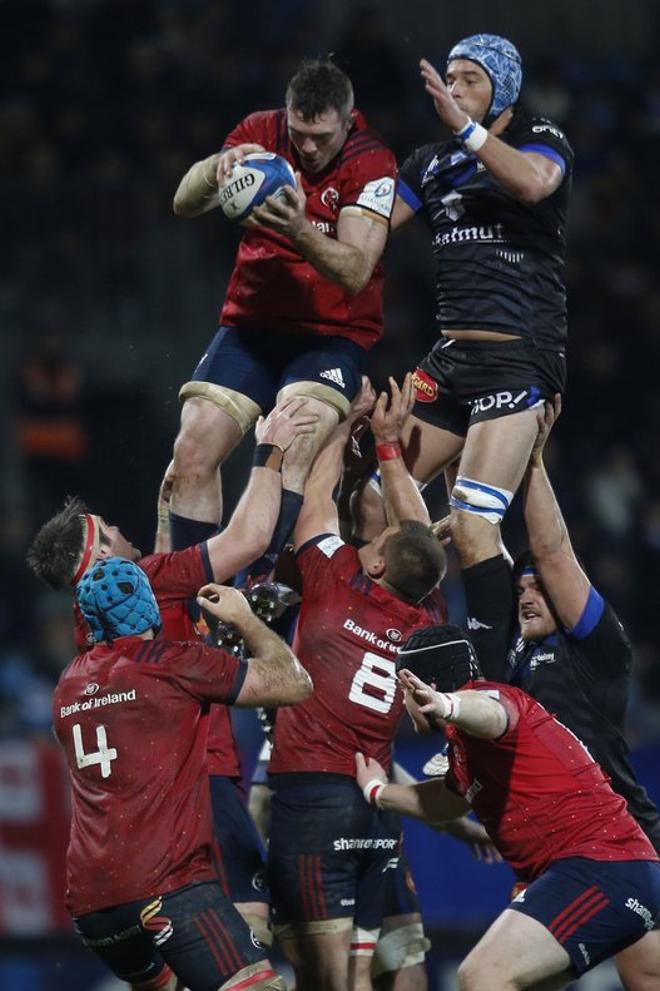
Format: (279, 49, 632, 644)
(256, 396, 320, 451)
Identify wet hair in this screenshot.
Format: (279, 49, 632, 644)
(27, 496, 99, 590)
(285, 57, 354, 122)
(382, 520, 447, 603)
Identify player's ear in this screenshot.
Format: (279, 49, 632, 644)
(366, 555, 385, 579)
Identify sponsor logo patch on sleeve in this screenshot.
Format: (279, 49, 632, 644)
(355, 177, 395, 218)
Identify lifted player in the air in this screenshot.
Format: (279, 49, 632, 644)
(166, 56, 397, 583)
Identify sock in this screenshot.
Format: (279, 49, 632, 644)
(169, 511, 220, 551)
(462, 554, 515, 681)
(234, 489, 304, 587)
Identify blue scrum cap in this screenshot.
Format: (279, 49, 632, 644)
(76, 556, 161, 643)
(447, 33, 522, 121)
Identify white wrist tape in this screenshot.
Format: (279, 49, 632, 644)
(454, 117, 488, 153)
(363, 778, 386, 808)
(439, 692, 462, 722)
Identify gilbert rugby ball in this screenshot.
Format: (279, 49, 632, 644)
(218, 152, 296, 223)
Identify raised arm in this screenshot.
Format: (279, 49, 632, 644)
(293, 378, 376, 549)
(522, 396, 591, 629)
(371, 373, 430, 526)
(198, 584, 312, 706)
(420, 59, 563, 206)
(207, 398, 318, 581)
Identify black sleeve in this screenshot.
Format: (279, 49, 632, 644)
(462, 554, 516, 682)
(397, 143, 438, 211)
(570, 602, 633, 679)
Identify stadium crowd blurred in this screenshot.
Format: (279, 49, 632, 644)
(1, 0, 660, 747)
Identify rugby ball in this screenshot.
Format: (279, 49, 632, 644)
(218, 152, 296, 223)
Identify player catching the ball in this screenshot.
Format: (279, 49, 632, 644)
(167, 57, 397, 583)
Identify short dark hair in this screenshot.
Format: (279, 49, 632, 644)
(512, 549, 535, 585)
(27, 496, 90, 590)
(383, 520, 447, 603)
(285, 57, 354, 122)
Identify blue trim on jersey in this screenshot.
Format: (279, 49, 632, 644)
(567, 586, 605, 641)
(518, 143, 566, 176)
(397, 179, 422, 213)
(226, 659, 248, 705)
(448, 162, 478, 187)
(200, 541, 214, 583)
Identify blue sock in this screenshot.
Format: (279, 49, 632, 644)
(169, 511, 220, 551)
(234, 489, 304, 586)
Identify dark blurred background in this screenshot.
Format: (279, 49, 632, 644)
(1, 1, 659, 988)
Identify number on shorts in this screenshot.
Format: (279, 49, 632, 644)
(349, 652, 397, 714)
(72, 723, 118, 779)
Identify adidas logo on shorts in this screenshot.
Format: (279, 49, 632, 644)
(319, 367, 345, 389)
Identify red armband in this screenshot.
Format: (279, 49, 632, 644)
(375, 443, 401, 462)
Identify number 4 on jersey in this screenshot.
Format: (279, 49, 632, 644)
(73, 723, 118, 778)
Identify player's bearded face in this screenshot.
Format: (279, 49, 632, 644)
(446, 59, 493, 124)
(287, 107, 352, 173)
(517, 576, 557, 642)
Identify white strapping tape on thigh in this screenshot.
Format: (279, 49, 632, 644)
(371, 922, 430, 977)
(450, 475, 512, 525)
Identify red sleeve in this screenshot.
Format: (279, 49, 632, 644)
(473, 683, 521, 737)
(339, 140, 397, 222)
(296, 535, 360, 596)
(140, 546, 211, 606)
(159, 640, 247, 704)
(223, 110, 277, 150)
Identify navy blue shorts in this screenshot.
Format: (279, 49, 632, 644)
(209, 775, 269, 905)
(413, 338, 566, 437)
(354, 822, 420, 930)
(267, 773, 399, 931)
(508, 857, 660, 976)
(191, 326, 366, 411)
(74, 880, 270, 991)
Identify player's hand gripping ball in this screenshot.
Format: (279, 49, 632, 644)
(218, 152, 296, 223)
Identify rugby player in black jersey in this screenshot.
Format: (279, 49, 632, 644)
(359, 33, 573, 606)
(460, 396, 660, 991)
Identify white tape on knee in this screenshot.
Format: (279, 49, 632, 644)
(371, 922, 430, 977)
(368, 470, 427, 496)
(350, 926, 380, 957)
(450, 475, 512, 525)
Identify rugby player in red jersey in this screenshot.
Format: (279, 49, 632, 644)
(167, 56, 397, 581)
(55, 558, 311, 991)
(356, 626, 660, 991)
(266, 376, 447, 991)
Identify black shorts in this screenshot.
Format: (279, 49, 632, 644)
(209, 775, 269, 905)
(74, 880, 269, 991)
(412, 338, 566, 437)
(267, 773, 399, 931)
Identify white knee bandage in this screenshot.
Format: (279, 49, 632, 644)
(368, 469, 427, 496)
(450, 476, 512, 525)
(371, 922, 430, 977)
(350, 926, 380, 957)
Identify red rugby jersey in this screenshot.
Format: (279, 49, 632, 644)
(74, 545, 241, 777)
(270, 536, 445, 776)
(53, 636, 246, 916)
(220, 109, 397, 347)
(445, 681, 658, 881)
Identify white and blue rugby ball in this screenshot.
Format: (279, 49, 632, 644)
(218, 152, 296, 223)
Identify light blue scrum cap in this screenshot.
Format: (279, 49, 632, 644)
(76, 557, 161, 643)
(447, 34, 522, 121)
